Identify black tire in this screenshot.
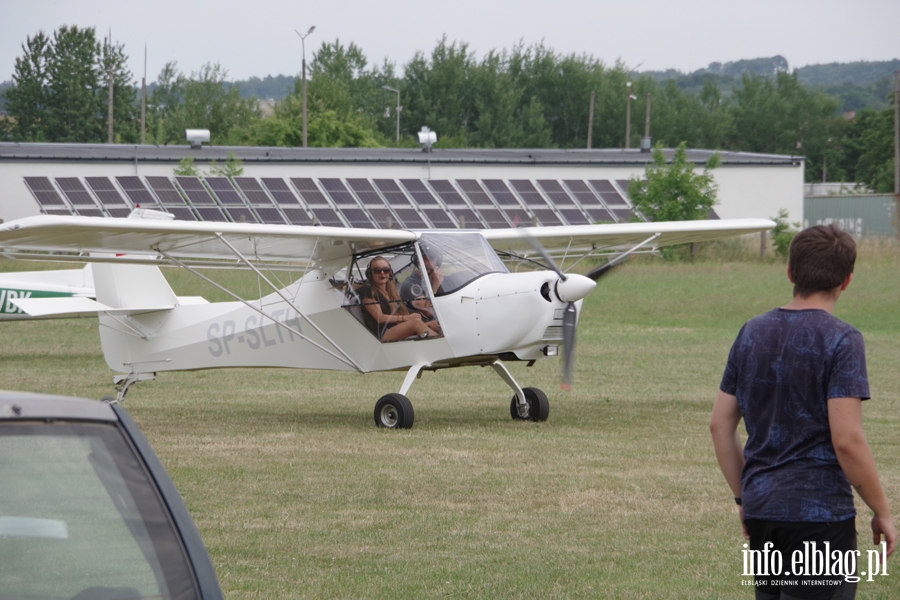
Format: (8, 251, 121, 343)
(509, 387, 550, 422)
(374, 393, 415, 429)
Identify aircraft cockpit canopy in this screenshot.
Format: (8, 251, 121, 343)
(341, 232, 508, 342)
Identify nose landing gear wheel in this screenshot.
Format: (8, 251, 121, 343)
(510, 387, 550, 422)
(374, 393, 415, 429)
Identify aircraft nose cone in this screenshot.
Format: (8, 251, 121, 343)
(555, 274, 596, 302)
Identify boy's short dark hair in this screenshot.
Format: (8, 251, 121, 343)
(788, 224, 856, 297)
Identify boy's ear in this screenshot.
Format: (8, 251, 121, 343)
(839, 273, 852, 291)
(786, 265, 794, 283)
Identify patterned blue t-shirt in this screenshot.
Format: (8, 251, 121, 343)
(720, 308, 869, 522)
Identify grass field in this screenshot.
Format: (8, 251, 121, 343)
(2, 242, 899, 599)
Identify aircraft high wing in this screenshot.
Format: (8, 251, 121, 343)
(0, 213, 774, 428)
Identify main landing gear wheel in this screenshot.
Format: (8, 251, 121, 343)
(374, 393, 415, 429)
(510, 387, 550, 422)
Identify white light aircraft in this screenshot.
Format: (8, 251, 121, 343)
(0, 211, 773, 428)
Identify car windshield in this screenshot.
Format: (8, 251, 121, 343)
(0, 423, 199, 600)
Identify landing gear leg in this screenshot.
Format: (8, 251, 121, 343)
(102, 372, 156, 404)
(491, 360, 549, 422)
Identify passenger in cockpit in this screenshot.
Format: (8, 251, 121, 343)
(400, 243, 445, 322)
(358, 257, 440, 342)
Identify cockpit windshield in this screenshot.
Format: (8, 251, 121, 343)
(341, 232, 507, 343)
(415, 232, 508, 295)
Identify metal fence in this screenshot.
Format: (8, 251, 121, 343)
(804, 194, 899, 237)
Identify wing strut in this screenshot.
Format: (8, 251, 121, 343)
(155, 241, 363, 373)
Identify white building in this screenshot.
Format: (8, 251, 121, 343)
(0, 143, 803, 227)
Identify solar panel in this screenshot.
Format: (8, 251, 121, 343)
(399, 179, 439, 206)
(24, 177, 69, 210)
(590, 179, 617, 193)
(175, 177, 216, 206)
(373, 179, 412, 207)
(106, 208, 133, 218)
(85, 177, 131, 208)
(290, 178, 330, 207)
(347, 179, 388, 207)
(457, 180, 493, 206)
(56, 178, 97, 207)
(428, 180, 466, 205)
(194, 207, 228, 222)
(585, 207, 616, 223)
(233, 178, 275, 207)
(223, 207, 259, 223)
(449, 208, 486, 229)
(509, 180, 549, 207)
(319, 178, 358, 206)
(536, 180, 576, 206)
(254, 207, 288, 224)
(564, 180, 602, 206)
(310, 208, 345, 227)
(281, 207, 314, 225)
(262, 178, 300, 205)
(612, 209, 636, 222)
(340, 207, 375, 228)
(387, 208, 423, 229)
(482, 180, 521, 206)
(116, 176, 160, 208)
(146, 177, 188, 206)
(422, 208, 456, 228)
(475, 206, 509, 229)
(531, 208, 563, 226)
(368, 208, 398, 228)
(205, 177, 246, 205)
(558, 209, 591, 225)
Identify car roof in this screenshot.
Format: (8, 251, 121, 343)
(0, 391, 117, 422)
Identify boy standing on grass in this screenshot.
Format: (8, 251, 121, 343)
(710, 224, 896, 599)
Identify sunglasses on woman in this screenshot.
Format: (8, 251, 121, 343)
(371, 267, 392, 275)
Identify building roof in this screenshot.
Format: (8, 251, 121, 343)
(0, 142, 802, 167)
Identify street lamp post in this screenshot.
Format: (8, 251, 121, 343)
(295, 26, 316, 148)
(625, 81, 637, 149)
(383, 86, 400, 143)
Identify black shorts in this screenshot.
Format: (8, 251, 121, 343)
(744, 518, 857, 600)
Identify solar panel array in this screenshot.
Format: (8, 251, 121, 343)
(22, 176, 650, 228)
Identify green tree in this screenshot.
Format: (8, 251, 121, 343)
(3, 31, 51, 141)
(3, 26, 137, 143)
(43, 26, 104, 142)
(628, 141, 721, 222)
(148, 62, 259, 145)
(838, 107, 895, 192)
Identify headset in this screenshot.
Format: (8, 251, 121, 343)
(365, 259, 394, 281)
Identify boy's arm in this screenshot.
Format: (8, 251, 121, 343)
(828, 396, 897, 558)
(710, 390, 747, 538)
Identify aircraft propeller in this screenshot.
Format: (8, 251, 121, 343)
(522, 232, 636, 390)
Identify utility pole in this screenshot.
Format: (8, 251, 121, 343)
(644, 94, 651, 144)
(625, 81, 633, 149)
(296, 26, 316, 148)
(625, 80, 639, 149)
(587, 91, 595, 149)
(107, 30, 114, 144)
(894, 71, 899, 239)
(140, 44, 146, 145)
(383, 86, 401, 143)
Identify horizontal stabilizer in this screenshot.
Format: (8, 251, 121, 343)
(11, 296, 174, 319)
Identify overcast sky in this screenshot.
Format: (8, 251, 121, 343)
(3, 0, 899, 85)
